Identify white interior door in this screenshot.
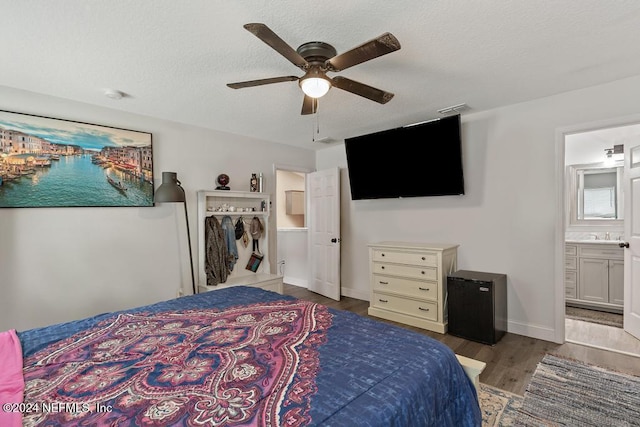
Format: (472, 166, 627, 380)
(623, 138, 640, 340)
(307, 167, 341, 300)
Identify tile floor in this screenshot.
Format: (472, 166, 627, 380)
(565, 318, 640, 358)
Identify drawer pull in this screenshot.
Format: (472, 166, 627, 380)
(379, 281, 389, 285)
(378, 299, 388, 303)
(421, 271, 425, 274)
(381, 266, 385, 269)
(418, 287, 430, 291)
(381, 253, 385, 257)
(421, 256, 426, 260)
(418, 307, 430, 312)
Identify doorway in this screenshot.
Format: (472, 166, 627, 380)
(561, 123, 640, 357)
(274, 165, 311, 288)
(274, 165, 342, 301)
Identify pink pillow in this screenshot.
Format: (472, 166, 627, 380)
(0, 329, 24, 427)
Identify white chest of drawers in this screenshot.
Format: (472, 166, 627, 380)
(368, 242, 459, 333)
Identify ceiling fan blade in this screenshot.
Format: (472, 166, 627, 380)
(326, 32, 400, 72)
(301, 95, 318, 115)
(244, 23, 308, 69)
(227, 76, 299, 89)
(331, 76, 394, 104)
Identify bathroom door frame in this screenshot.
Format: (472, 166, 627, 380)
(554, 113, 640, 344)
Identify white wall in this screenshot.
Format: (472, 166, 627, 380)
(317, 74, 640, 342)
(0, 86, 315, 332)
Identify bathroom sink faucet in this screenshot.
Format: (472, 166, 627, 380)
(590, 233, 600, 240)
(605, 232, 610, 240)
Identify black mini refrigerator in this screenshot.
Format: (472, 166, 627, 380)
(447, 270, 507, 345)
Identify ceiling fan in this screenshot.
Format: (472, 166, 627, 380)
(227, 23, 401, 115)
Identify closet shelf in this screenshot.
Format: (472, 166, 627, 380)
(206, 211, 266, 216)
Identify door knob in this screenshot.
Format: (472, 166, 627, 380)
(331, 238, 340, 243)
(619, 241, 630, 248)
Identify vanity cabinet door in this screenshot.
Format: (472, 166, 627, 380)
(578, 258, 608, 303)
(609, 259, 624, 306)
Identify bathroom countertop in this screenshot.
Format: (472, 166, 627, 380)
(565, 239, 624, 245)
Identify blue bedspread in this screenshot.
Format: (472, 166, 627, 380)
(18, 286, 480, 426)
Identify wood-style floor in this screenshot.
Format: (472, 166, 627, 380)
(283, 284, 640, 396)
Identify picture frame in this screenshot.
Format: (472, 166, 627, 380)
(0, 110, 154, 208)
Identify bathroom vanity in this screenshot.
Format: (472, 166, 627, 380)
(565, 240, 623, 313)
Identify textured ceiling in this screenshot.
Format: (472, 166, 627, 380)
(2, 1, 640, 150)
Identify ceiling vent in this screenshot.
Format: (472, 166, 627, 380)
(314, 137, 340, 144)
(437, 103, 470, 115)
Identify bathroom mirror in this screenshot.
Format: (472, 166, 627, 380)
(567, 162, 623, 227)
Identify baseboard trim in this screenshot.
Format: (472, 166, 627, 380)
(281, 283, 369, 302)
(507, 319, 557, 342)
(340, 287, 369, 301)
(283, 277, 308, 288)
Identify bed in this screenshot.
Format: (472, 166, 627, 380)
(9, 286, 481, 426)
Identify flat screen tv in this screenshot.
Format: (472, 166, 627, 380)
(344, 114, 464, 200)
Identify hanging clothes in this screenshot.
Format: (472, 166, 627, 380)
(205, 216, 229, 286)
(221, 215, 239, 271)
(241, 228, 250, 248)
(249, 216, 264, 254)
(236, 216, 250, 247)
(234, 216, 244, 240)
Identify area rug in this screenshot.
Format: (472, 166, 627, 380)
(516, 354, 640, 426)
(566, 306, 623, 328)
(479, 383, 523, 426)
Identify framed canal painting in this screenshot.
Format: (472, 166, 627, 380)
(0, 110, 154, 208)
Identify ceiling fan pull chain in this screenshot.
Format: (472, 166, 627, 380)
(311, 116, 316, 142)
(316, 100, 320, 135)
(311, 99, 321, 142)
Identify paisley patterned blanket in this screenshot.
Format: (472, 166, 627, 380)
(18, 286, 481, 426)
(22, 300, 329, 426)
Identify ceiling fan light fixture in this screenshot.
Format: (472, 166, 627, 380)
(300, 68, 331, 98)
(301, 77, 331, 98)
